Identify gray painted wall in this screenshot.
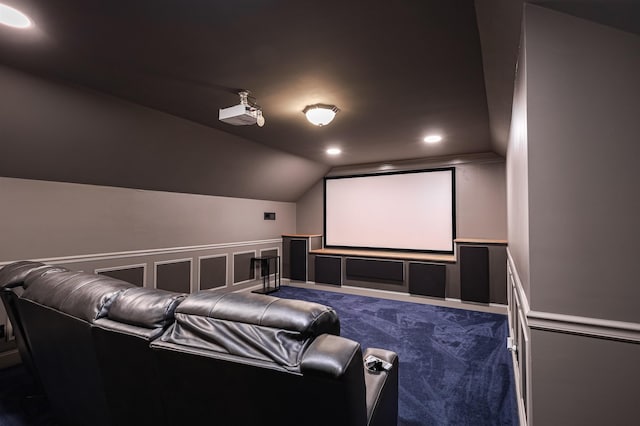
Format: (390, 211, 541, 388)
(0, 177, 296, 261)
(506, 6, 640, 425)
(506, 30, 530, 300)
(455, 161, 507, 240)
(296, 157, 508, 240)
(0, 65, 329, 203)
(296, 179, 324, 235)
(526, 6, 640, 323)
(530, 329, 640, 426)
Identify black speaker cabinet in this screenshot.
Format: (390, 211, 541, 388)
(460, 246, 490, 303)
(314, 256, 342, 286)
(289, 239, 308, 281)
(408, 263, 446, 298)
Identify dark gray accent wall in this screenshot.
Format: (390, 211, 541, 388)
(199, 256, 227, 290)
(156, 260, 191, 293)
(0, 65, 329, 203)
(259, 249, 279, 277)
(233, 252, 256, 284)
(97, 267, 144, 287)
(475, 0, 524, 157)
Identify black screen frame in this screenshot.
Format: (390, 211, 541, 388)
(323, 167, 456, 254)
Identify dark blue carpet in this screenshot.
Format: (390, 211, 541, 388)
(0, 364, 57, 426)
(0, 287, 517, 426)
(275, 286, 518, 426)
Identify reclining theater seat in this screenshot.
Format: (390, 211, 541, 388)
(17, 267, 134, 426)
(0, 261, 68, 386)
(92, 287, 186, 426)
(151, 291, 399, 426)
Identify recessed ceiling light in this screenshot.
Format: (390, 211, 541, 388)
(0, 4, 32, 29)
(423, 135, 443, 143)
(326, 147, 342, 155)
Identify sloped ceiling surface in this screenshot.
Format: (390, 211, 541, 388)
(1, 0, 635, 200)
(0, 0, 494, 168)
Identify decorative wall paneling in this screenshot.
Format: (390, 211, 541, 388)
(258, 247, 280, 278)
(506, 251, 640, 426)
(0, 239, 280, 293)
(95, 263, 146, 287)
(0, 239, 282, 361)
(232, 251, 257, 285)
(198, 254, 228, 290)
(154, 259, 192, 293)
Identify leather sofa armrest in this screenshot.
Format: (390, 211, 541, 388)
(300, 333, 361, 378)
(363, 348, 399, 426)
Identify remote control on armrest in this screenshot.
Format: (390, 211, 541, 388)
(365, 354, 393, 373)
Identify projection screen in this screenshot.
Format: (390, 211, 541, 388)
(324, 168, 455, 253)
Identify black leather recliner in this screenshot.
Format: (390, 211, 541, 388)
(92, 286, 186, 426)
(0, 261, 68, 388)
(14, 265, 134, 426)
(151, 290, 399, 426)
(0, 261, 399, 426)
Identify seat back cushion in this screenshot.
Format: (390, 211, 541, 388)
(159, 291, 339, 369)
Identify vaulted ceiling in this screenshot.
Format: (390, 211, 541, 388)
(0, 0, 636, 200)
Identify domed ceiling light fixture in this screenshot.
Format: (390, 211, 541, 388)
(303, 104, 339, 126)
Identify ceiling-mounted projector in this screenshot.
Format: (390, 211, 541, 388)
(219, 90, 265, 127)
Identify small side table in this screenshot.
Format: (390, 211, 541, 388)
(250, 255, 281, 295)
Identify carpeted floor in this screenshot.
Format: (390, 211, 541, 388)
(0, 364, 57, 426)
(275, 286, 518, 426)
(0, 286, 517, 426)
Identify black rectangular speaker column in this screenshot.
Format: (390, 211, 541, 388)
(289, 239, 308, 281)
(460, 246, 490, 303)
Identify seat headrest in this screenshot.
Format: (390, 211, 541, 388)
(22, 270, 133, 322)
(159, 291, 340, 369)
(108, 287, 186, 329)
(0, 261, 68, 289)
(176, 291, 340, 337)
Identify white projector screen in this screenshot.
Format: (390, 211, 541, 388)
(324, 168, 455, 253)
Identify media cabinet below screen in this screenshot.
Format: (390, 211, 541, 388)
(282, 235, 507, 305)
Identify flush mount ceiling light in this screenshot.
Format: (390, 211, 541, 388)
(423, 134, 443, 143)
(303, 104, 339, 126)
(326, 147, 342, 155)
(0, 3, 32, 28)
